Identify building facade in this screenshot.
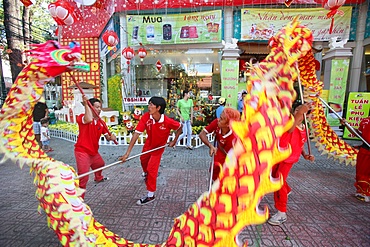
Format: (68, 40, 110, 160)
(60, 1, 370, 112)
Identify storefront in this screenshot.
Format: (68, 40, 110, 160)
(95, 3, 369, 114)
(100, 10, 225, 114)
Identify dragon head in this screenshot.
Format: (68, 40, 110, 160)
(27, 40, 90, 77)
(269, 16, 313, 65)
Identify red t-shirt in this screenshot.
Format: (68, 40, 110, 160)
(280, 125, 307, 164)
(203, 119, 237, 164)
(74, 114, 108, 155)
(135, 112, 181, 149)
(359, 117, 370, 144)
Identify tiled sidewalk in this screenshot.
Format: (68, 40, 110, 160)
(0, 138, 369, 246)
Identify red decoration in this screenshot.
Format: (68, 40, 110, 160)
(323, 0, 346, 34)
(156, 60, 162, 72)
(48, 0, 77, 26)
(284, 0, 293, 7)
(137, 47, 147, 64)
(21, 0, 34, 7)
(102, 30, 119, 47)
(122, 47, 135, 73)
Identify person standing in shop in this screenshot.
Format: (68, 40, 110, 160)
(176, 89, 194, 149)
(216, 97, 226, 119)
(238, 91, 248, 117)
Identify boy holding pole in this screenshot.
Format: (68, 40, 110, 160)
(120, 96, 182, 205)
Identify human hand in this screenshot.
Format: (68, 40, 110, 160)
(109, 134, 117, 142)
(119, 153, 129, 163)
(82, 95, 89, 105)
(303, 154, 315, 162)
(168, 140, 176, 147)
(209, 145, 217, 157)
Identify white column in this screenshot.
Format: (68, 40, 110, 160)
(223, 7, 233, 44)
(349, 2, 368, 92)
(222, 8, 240, 60)
(120, 14, 129, 111)
(101, 56, 108, 108)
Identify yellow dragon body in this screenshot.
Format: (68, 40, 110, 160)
(298, 50, 358, 165)
(0, 19, 320, 246)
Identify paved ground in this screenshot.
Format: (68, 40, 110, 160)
(0, 138, 369, 247)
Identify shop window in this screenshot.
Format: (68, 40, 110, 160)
(135, 65, 168, 97)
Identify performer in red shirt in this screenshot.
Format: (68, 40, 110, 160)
(341, 116, 370, 203)
(120, 96, 182, 205)
(199, 108, 240, 181)
(268, 103, 315, 226)
(74, 96, 116, 199)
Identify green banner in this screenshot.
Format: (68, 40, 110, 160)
(108, 74, 123, 112)
(327, 59, 349, 126)
(343, 92, 370, 139)
(221, 60, 239, 109)
(127, 10, 222, 46)
(240, 7, 352, 41)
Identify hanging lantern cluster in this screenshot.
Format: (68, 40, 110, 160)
(48, 0, 77, 26)
(102, 30, 119, 48)
(323, 0, 345, 34)
(121, 46, 148, 72)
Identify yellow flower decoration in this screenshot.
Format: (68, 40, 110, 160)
(91, 62, 99, 72)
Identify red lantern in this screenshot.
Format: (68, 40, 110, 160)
(323, 0, 345, 34)
(122, 47, 135, 73)
(102, 30, 119, 47)
(137, 47, 147, 64)
(48, 0, 77, 26)
(156, 60, 162, 72)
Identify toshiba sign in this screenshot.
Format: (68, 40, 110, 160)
(123, 97, 150, 105)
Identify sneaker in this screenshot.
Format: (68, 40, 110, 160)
(186, 145, 193, 150)
(355, 193, 370, 202)
(94, 177, 109, 183)
(268, 211, 287, 226)
(136, 195, 155, 205)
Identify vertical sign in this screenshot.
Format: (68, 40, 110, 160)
(327, 59, 350, 126)
(343, 92, 370, 139)
(221, 60, 239, 109)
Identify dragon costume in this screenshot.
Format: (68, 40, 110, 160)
(297, 50, 358, 165)
(0, 18, 352, 246)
